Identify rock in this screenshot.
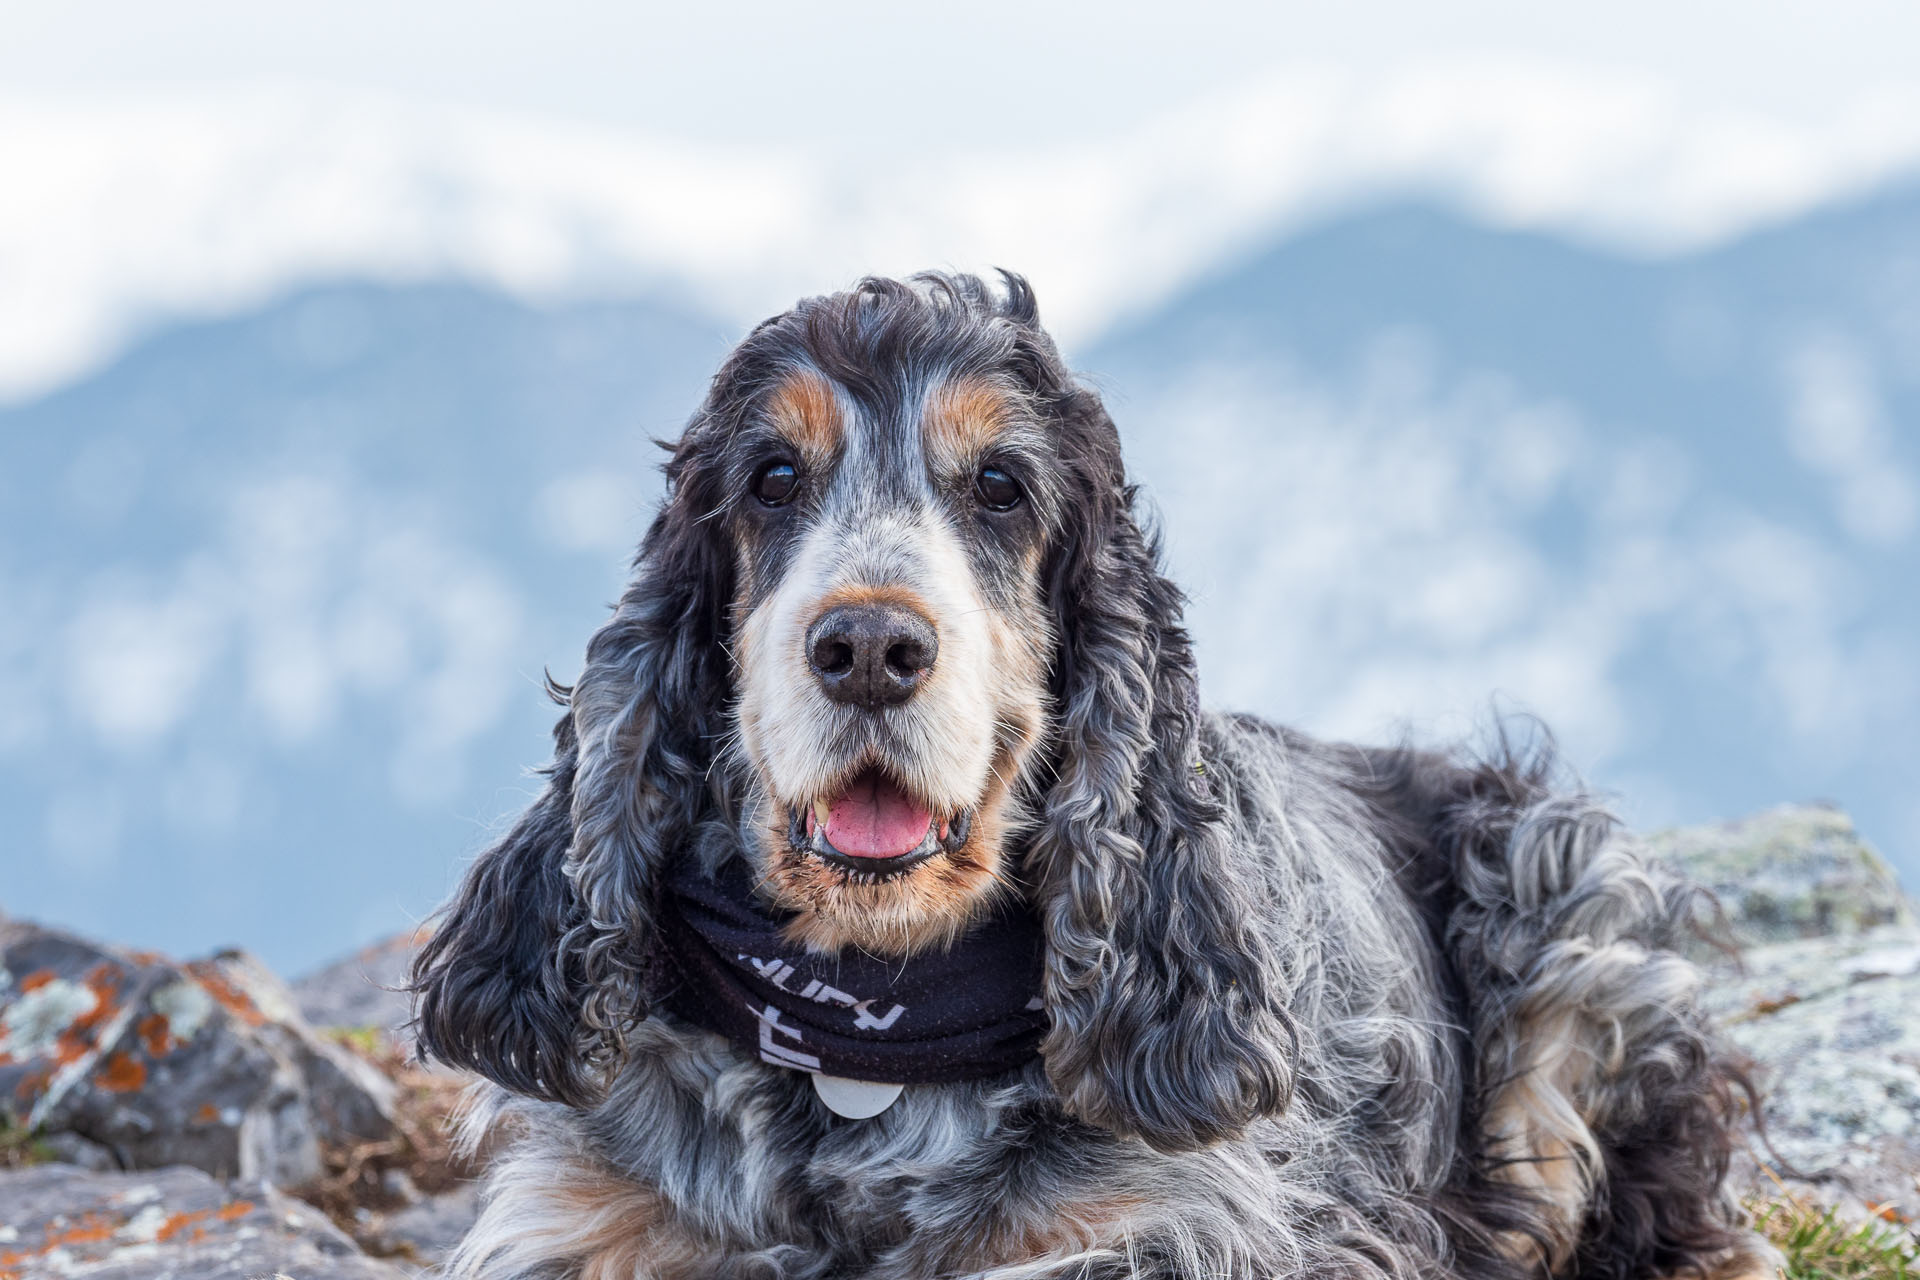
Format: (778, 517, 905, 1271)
(1648, 804, 1920, 1214)
(197, 950, 399, 1150)
(0, 1162, 407, 1279)
(35, 1132, 117, 1173)
(292, 931, 426, 1047)
(1705, 922, 1920, 1216)
(0, 922, 395, 1187)
(1649, 802, 1915, 947)
(1658, 802, 1920, 1213)
(378, 1167, 420, 1204)
(357, 1180, 484, 1267)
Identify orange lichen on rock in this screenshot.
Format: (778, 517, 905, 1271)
(12, 1065, 52, 1104)
(0, 1212, 122, 1275)
(153, 1208, 206, 1243)
(153, 1199, 255, 1242)
(42, 1212, 118, 1247)
(184, 962, 266, 1027)
(136, 1011, 176, 1058)
(46, 963, 127, 1068)
(16, 969, 56, 994)
(96, 1049, 147, 1092)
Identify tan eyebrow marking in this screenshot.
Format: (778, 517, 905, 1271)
(923, 376, 1017, 472)
(766, 370, 843, 458)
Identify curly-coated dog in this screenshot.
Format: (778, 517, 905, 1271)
(411, 273, 1775, 1280)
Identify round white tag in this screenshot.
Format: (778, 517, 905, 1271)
(811, 1074, 905, 1119)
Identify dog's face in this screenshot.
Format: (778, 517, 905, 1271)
(419, 276, 1286, 1149)
(722, 367, 1057, 954)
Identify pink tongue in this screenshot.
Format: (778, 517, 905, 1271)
(824, 771, 933, 859)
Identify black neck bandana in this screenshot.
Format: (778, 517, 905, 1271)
(657, 853, 1048, 1085)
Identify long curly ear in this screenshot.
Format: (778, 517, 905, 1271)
(410, 703, 600, 1104)
(411, 425, 734, 1102)
(562, 425, 736, 1064)
(1030, 387, 1299, 1154)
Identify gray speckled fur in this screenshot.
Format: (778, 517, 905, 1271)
(443, 715, 1761, 1280)
(414, 275, 1766, 1280)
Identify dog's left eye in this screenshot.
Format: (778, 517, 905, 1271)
(975, 466, 1023, 512)
(753, 460, 800, 506)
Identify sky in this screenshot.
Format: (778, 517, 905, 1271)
(9, 0, 1920, 149)
(6, 3, 1920, 406)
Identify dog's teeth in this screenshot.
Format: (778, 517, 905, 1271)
(938, 818, 950, 841)
(814, 798, 830, 827)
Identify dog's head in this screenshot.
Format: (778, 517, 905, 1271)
(414, 274, 1296, 1152)
(707, 281, 1069, 953)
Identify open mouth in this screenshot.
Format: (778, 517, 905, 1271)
(785, 765, 973, 880)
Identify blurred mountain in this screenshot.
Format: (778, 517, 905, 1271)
(1092, 187, 1919, 876)
(2, 188, 1916, 972)
(0, 284, 736, 968)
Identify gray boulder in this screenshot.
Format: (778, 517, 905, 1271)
(1648, 802, 1914, 946)
(356, 1180, 484, 1267)
(0, 922, 396, 1187)
(1703, 924, 1920, 1214)
(292, 931, 425, 1047)
(1656, 805, 1920, 1215)
(0, 1162, 408, 1279)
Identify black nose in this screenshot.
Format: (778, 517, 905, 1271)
(806, 603, 938, 708)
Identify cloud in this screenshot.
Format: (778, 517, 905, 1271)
(531, 469, 645, 555)
(1120, 334, 1914, 779)
(27, 471, 526, 818)
(66, 581, 225, 749)
(1783, 332, 1919, 545)
(4, 65, 1920, 402)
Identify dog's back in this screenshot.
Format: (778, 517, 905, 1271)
(1223, 718, 1768, 1280)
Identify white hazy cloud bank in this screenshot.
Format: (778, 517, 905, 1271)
(1783, 333, 1920, 545)
(24, 472, 526, 809)
(5, 62, 1920, 402)
(1123, 337, 1915, 790)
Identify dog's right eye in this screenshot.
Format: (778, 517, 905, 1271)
(753, 460, 800, 506)
(974, 466, 1023, 512)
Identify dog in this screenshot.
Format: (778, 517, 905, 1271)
(410, 273, 1775, 1280)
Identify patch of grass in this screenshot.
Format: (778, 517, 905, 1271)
(0, 1117, 54, 1169)
(1751, 1193, 1920, 1280)
(322, 1024, 386, 1058)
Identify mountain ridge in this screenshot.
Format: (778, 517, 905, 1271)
(3, 186, 1915, 972)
